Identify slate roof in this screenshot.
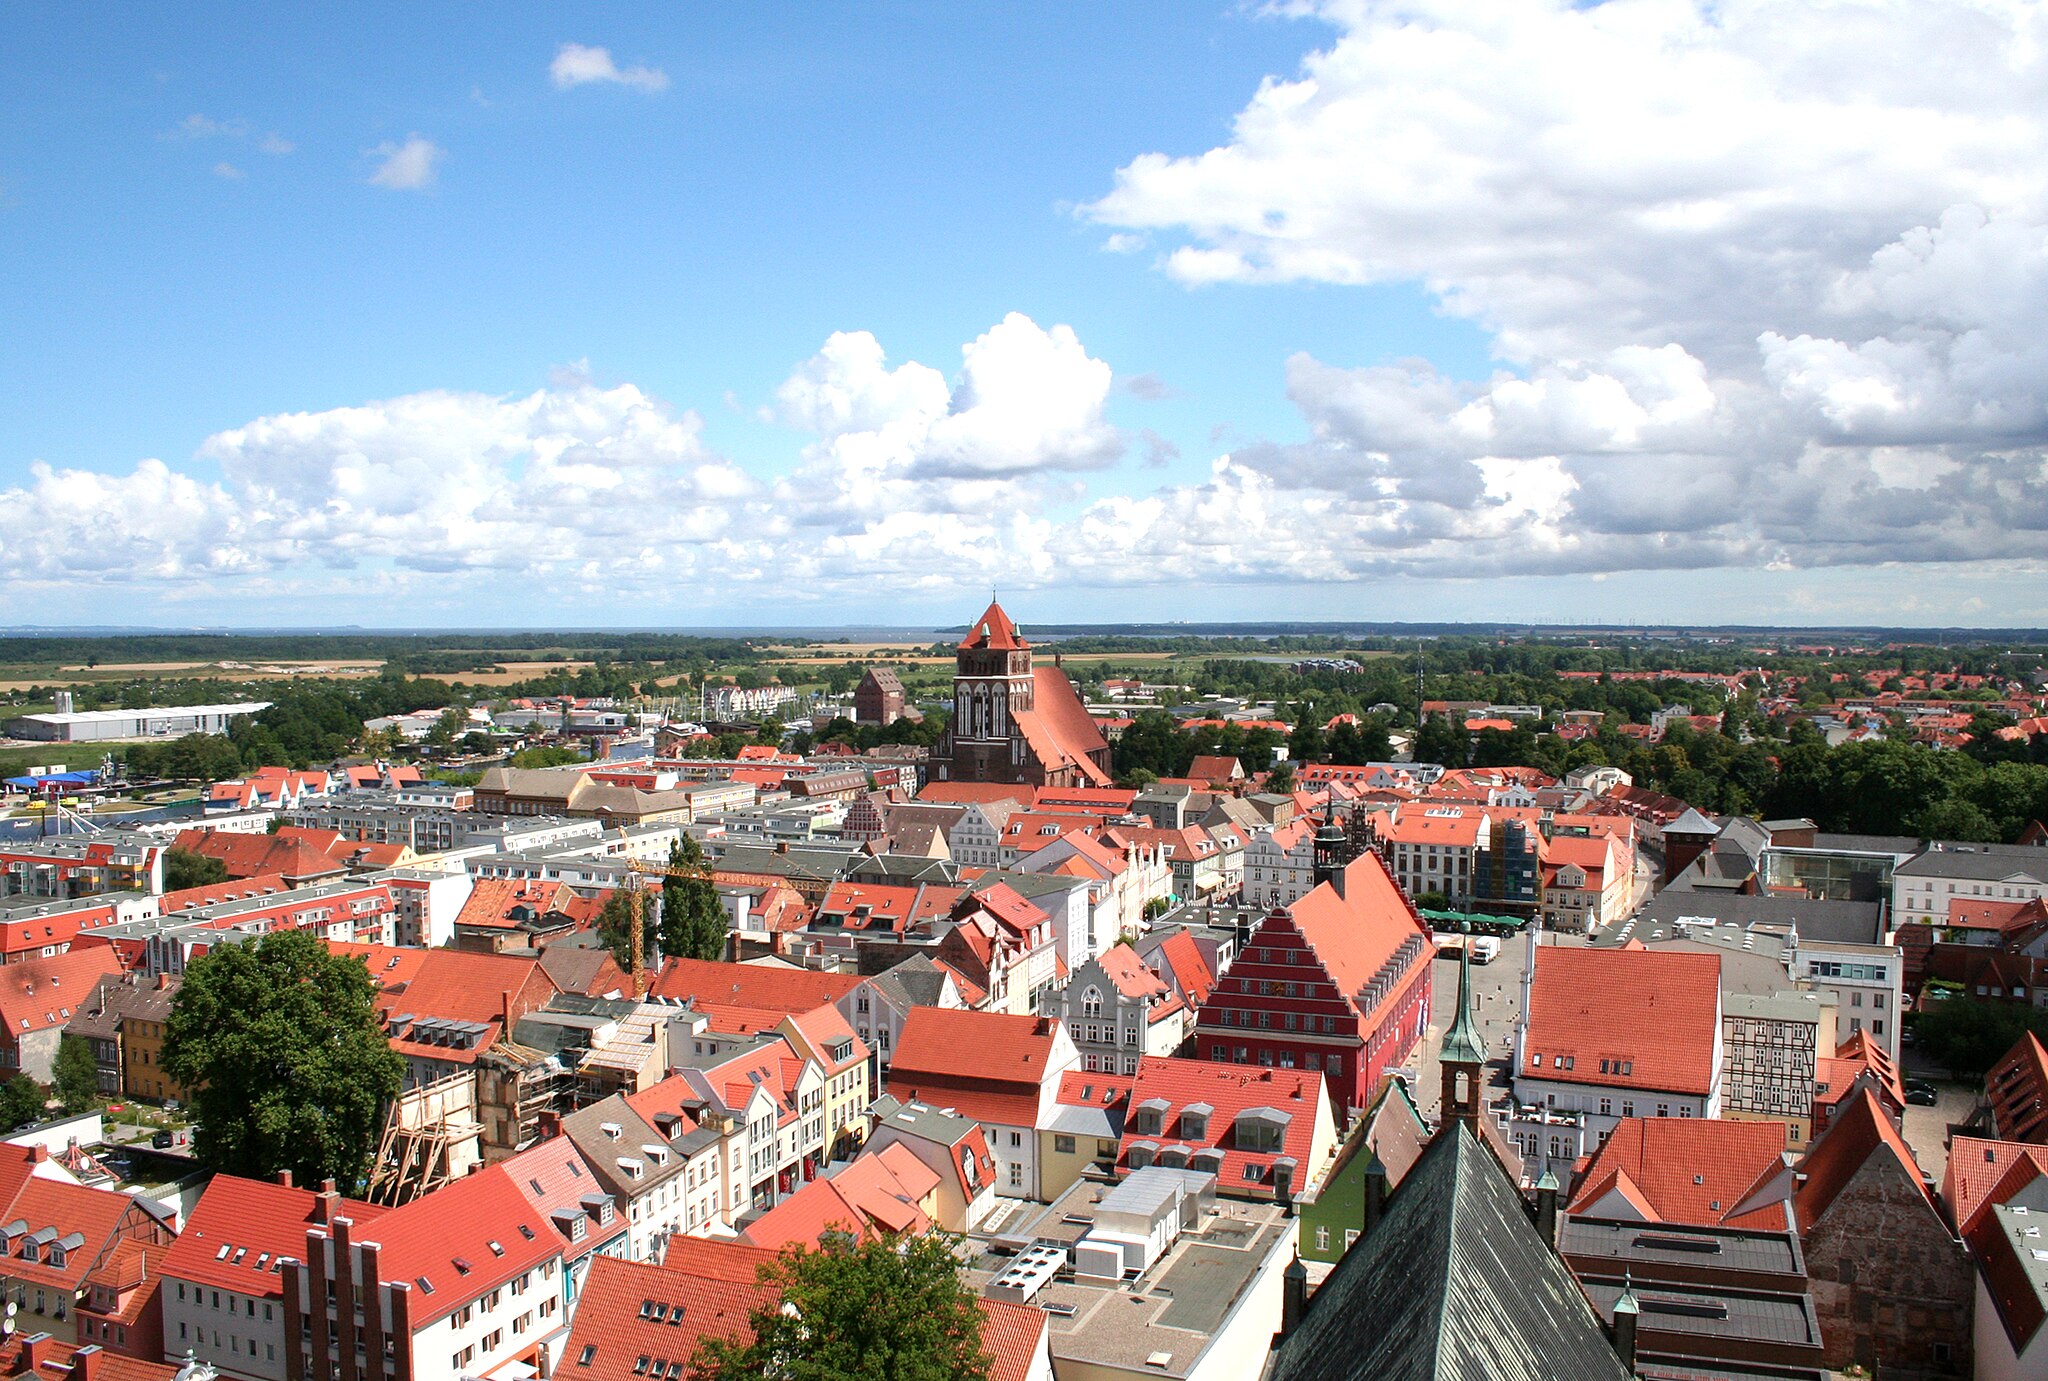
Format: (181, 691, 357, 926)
(1269, 1123, 1634, 1381)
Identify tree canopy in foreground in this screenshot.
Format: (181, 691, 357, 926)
(163, 929, 404, 1187)
(689, 1230, 992, 1381)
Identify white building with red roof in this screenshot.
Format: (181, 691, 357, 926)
(1241, 817, 1317, 910)
(1510, 943, 1724, 1181)
(1190, 851, 1433, 1120)
(1118, 1056, 1338, 1205)
(1055, 943, 1187, 1076)
(885, 1008, 1079, 1200)
(280, 1166, 568, 1381)
(862, 1097, 1000, 1233)
(159, 1174, 386, 1381)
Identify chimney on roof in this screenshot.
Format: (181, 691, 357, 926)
(19, 1335, 52, 1375)
(275, 1170, 293, 1189)
(537, 1110, 562, 1141)
(70, 1345, 101, 1381)
(314, 1182, 339, 1225)
(27, 1145, 46, 1164)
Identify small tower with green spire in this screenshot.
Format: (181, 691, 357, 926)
(1439, 918, 1488, 1133)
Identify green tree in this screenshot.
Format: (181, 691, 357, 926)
(1913, 997, 2048, 1079)
(427, 707, 468, 746)
(163, 849, 229, 892)
(52, 1034, 99, 1113)
(660, 837, 726, 963)
(689, 1230, 992, 1381)
(0, 1076, 48, 1130)
(595, 889, 644, 971)
(162, 930, 404, 1188)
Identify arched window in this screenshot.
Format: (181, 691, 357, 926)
(1081, 986, 1103, 1020)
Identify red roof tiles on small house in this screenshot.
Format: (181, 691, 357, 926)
(1945, 1137, 2048, 1237)
(888, 1009, 1068, 1128)
(1793, 1087, 1930, 1227)
(1567, 1117, 1791, 1230)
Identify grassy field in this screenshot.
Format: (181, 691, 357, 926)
(0, 743, 107, 778)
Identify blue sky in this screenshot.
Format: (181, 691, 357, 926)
(3, 2, 2044, 628)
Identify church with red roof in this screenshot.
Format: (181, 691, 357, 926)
(929, 602, 1111, 790)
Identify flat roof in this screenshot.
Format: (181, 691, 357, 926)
(964, 1176, 1290, 1378)
(9, 702, 270, 725)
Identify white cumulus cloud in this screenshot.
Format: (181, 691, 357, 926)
(366, 135, 444, 191)
(1082, 0, 2048, 579)
(549, 43, 669, 92)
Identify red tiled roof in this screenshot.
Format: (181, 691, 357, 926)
(159, 872, 292, 913)
(650, 959, 858, 1036)
(1118, 1056, 1327, 1191)
(1093, 943, 1170, 1002)
(559, 1249, 774, 1381)
(1794, 1087, 1930, 1226)
(1566, 1118, 1790, 1230)
(163, 1176, 385, 1297)
(1152, 930, 1218, 1007)
(888, 1009, 1066, 1128)
(350, 1164, 559, 1327)
(1017, 664, 1111, 787)
(983, 1297, 1051, 1381)
(0, 1333, 177, 1381)
(1945, 1137, 2048, 1237)
(1272, 852, 1431, 1019)
(172, 828, 350, 883)
(0, 947, 124, 1042)
(740, 1152, 936, 1252)
(1521, 946, 1720, 1097)
(958, 601, 1027, 651)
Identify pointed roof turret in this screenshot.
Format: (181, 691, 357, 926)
(1439, 923, 1487, 1070)
(958, 601, 1028, 652)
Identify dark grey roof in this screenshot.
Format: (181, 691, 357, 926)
(1795, 833, 1922, 856)
(1620, 892, 1884, 947)
(1894, 841, 2048, 881)
(870, 953, 952, 1009)
(845, 853, 961, 884)
(1269, 1125, 1633, 1381)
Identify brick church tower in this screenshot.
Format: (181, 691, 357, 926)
(930, 601, 1111, 788)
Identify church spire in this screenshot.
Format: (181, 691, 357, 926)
(1438, 918, 1487, 1132)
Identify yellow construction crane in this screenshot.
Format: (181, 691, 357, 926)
(620, 855, 713, 996)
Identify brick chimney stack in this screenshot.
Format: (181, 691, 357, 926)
(19, 1334, 52, 1374)
(70, 1346, 101, 1381)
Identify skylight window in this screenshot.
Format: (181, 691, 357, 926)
(417, 1277, 435, 1295)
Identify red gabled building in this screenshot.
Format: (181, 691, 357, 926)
(1190, 850, 1432, 1120)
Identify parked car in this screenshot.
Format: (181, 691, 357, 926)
(1904, 1079, 1940, 1106)
(150, 1130, 175, 1149)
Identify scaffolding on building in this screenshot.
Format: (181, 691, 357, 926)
(365, 1072, 485, 1206)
